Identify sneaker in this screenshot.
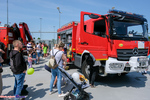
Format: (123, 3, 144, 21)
(91, 85, 95, 88)
(0, 68, 3, 73)
(49, 91, 53, 95)
(58, 93, 67, 97)
(53, 85, 56, 88)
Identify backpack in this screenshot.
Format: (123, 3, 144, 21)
(47, 50, 61, 69)
(10, 51, 19, 73)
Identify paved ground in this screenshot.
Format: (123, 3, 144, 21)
(1, 57, 150, 100)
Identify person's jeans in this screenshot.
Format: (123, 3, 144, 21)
(32, 54, 37, 64)
(13, 73, 25, 96)
(50, 67, 62, 94)
(37, 52, 41, 58)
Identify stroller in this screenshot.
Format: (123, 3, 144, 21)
(58, 67, 90, 100)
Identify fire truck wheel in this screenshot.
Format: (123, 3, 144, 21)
(81, 60, 90, 79)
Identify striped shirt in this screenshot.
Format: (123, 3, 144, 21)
(27, 43, 33, 52)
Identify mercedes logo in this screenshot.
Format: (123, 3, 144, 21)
(132, 48, 138, 55)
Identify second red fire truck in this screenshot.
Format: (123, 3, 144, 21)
(57, 9, 150, 78)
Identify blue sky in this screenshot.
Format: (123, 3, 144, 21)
(0, 0, 150, 40)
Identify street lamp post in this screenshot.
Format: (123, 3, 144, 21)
(57, 7, 61, 28)
(7, 0, 8, 26)
(40, 18, 42, 39)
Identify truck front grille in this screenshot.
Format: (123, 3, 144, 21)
(117, 49, 148, 61)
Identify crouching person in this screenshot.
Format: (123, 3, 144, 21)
(10, 40, 27, 98)
(86, 53, 100, 88)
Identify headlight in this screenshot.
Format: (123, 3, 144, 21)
(137, 57, 148, 62)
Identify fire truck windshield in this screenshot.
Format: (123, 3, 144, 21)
(110, 20, 148, 41)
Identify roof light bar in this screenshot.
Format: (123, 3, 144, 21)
(108, 9, 144, 18)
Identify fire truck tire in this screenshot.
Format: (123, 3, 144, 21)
(81, 60, 90, 79)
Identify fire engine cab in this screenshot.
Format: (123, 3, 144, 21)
(57, 9, 149, 78)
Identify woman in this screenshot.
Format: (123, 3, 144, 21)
(43, 44, 48, 58)
(49, 42, 67, 97)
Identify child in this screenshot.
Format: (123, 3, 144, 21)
(32, 43, 37, 64)
(28, 50, 35, 68)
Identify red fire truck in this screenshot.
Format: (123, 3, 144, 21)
(57, 9, 150, 78)
(0, 22, 33, 63)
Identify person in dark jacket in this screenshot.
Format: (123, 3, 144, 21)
(9, 40, 27, 97)
(0, 41, 6, 58)
(86, 53, 100, 88)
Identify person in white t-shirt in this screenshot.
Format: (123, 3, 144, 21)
(49, 42, 67, 97)
(36, 42, 41, 63)
(50, 44, 59, 88)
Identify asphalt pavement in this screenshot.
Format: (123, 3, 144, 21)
(1, 57, 150, 100)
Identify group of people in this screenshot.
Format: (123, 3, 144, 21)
(26, 40, 49, 68)
(7, 40, 68, 99)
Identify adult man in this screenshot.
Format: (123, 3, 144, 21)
(10, 40, 27, 97)
(36, 42, 41, 63)
(0, 41, 6, 60)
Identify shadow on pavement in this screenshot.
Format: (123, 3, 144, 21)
(67, 64, 80, 70)
(2, 85, 11, 91)
(2, 74, 13, 79)
(26, 86, 49, 100)
(66, 64, 148, 88)
(95, 72, 147, 88)
(2, 86, 49, 100)
(36, 83, 43, 86)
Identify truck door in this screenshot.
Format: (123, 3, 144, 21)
(78, 11, 108, 60)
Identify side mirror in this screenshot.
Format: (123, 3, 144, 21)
(89, 14, 99, 19)
(106, 35, 109, 39)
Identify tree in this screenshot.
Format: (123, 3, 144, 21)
(38, 37, 40, 40)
